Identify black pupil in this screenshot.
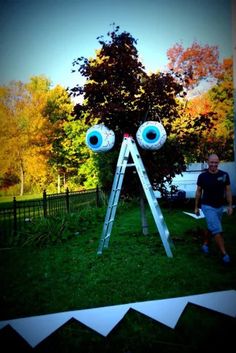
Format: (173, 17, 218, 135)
(90, 136, 98, 145)
(146, 131, 156, 140)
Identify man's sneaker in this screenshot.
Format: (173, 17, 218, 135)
(222, 254, 231, 264)
(201, 244, 209, 254)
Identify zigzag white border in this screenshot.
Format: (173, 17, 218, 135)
(0, 290, 236, 348)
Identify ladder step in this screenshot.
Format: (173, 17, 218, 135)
(105, 219, 114, 224)
(108, 204, 118, 208)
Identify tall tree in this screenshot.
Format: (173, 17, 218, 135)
(0, 78, 52, 194)
(62, 110, 100, 189)
(43, 84, 74, 192)
(0, 77, 75, 195)
(70, 27, 212, 195)
(167, 43, 234, 162)
(205, 57, 234, 160)
(0, 85, 20, 189)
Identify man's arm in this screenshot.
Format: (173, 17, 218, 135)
(225, 184, 233, 215)
(194, 185, 202, 216)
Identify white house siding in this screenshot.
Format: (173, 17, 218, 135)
(171, 162, 236, 198)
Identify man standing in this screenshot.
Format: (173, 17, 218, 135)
(194, 154, 233, 264)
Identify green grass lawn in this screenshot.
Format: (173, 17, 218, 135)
(0, 200, 236, 352)
(0, 194, 42, 208)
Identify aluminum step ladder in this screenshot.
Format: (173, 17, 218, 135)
(97, 134, 174, 257)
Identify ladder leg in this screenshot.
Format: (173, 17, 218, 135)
(128, 138, 174, 257)
(97, 167, 124, 254)
(140, 192, 149, 236)
(97, 140, 129, 254)
(149, 199, 174, 257)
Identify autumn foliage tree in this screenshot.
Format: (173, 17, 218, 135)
(0, 76, 74, 195)
(167, 42, 234, 162)
(70, 27, 217, 195)
(203, 57, 234, 160)
(0, 79, 51, 195)
(167, 41, 222, 90)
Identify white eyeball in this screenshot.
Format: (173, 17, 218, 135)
(85, 124, 115, 152)
(136, 121, 167, 150)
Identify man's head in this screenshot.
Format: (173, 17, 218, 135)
(207, 154, 219, 174)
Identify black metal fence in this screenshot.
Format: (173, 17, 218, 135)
(0, 187, 100, 243)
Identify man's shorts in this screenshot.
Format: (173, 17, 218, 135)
(201, 204, 224, 235)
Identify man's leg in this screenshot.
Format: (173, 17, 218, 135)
(201, 229, 211, 253)
(213, 233, 227, 255)
(203, 229, 211, 245)
(201, 205, 230, 262)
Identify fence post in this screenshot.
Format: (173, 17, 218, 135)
(13, 197, 17, 236)
(43, 190, 47, 217)
(66, 188, 69, 213)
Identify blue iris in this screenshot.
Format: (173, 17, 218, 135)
(142, 126, 160, 143)
(87, 131, 103, 149)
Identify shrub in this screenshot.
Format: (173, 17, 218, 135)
(13, 206, 106, 247)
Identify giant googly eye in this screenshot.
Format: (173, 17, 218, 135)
(136, 121, 167, 150)
(85, 124, 115, 152)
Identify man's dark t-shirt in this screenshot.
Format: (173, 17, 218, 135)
(197, 170, 230, 208)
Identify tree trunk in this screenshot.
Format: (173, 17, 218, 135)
(57, 173, 61, 193)
(140, 191, 149, 236)
(63, 172, 67, 190)
(19, 160, 24, 196)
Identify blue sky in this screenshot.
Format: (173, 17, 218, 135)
(0, 0, 233, 90)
